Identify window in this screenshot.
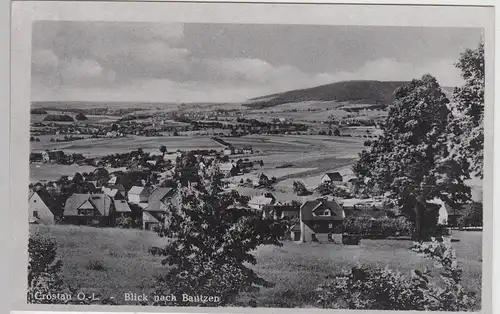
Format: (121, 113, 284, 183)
(33, 211, 39, 218)
(328, 223, 333, 229)
(33, 199, 37, 203)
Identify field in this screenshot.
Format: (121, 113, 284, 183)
(30, 134, 366, 184)
(30, 225, 482, 308)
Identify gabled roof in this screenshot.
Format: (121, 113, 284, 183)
(30, 190, 62, 217)
(112, 184, 126, 192)
(89, 194, 113, 216)
(114, 199, 132, 213)
(128, 186, 145, 195)
(323, 172, 343, 181)
(301, 198, 344, 221)
(102, 187, 120, 198)
(64, 193, 92, 216)
(147, 187, 175, 212)
(143, 210, 162, 223)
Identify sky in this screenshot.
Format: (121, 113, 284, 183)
(31, 21, 482, 103)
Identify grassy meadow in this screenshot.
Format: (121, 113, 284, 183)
(30, 225, 482, 308)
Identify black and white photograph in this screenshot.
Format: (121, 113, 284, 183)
(12, 1, 493, 312)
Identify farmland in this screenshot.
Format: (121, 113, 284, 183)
(30, 224, 482, 308)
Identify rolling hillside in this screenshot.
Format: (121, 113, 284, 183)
(244, 80, 454, 109)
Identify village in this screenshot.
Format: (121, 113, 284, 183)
(29, 140, 475, 244)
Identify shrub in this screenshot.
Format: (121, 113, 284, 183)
(28, 234, 65, 304)
(317, 238, 476, 311)
(316, 182, 352, 198)
(343, 216, 413, 238)
(115, 216, 134, 228)
(293, 180, 309, 196)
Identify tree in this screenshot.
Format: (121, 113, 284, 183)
(30, 136, 35, 142)
(293, 180, 309, 196)
(352, 75, 471, 240)
(333, 128, 341, 136)
(152, 163, 286, 306)
(72, 172, 84, 184)
(160, 145, 167, 156)
(75, 112, 88, 121)
(449, 41, 484, 178)
(457, 201, 482, 227)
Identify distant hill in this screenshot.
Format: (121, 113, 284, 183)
(244, 80, 454, 109)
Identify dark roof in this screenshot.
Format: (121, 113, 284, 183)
(64, 193, 92, 216)
(300, 198, 344, 221)
(64, 193, 113, 216)
(89, 194, 113, 216)
(31, 190, 62, 217)
(323, 172, 343, 181)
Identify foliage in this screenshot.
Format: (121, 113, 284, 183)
(457, 202, 483, 227)
(27, 234, 65, 304)
(86, 260, 106, 271)
(351, 75, 471, 240)
(115, 216, 136, 228)
(153, 162, 287, 306)
(343, 216, 413, 238)
(27, 233, 119, 305)
(293, 180, 309, 196)
(316, 238, 476, 311)
(410, 238, 477, 311)
(449, 41, 484, 178)
(75, 112, 88, 121)
(315, 182, 352, 198)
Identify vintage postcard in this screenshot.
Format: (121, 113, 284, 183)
(8, 1, 494, 313)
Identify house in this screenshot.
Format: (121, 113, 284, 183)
(30, 152, 43, 162)
(142, 187, 177, 230)
(63, 193, 114, 226)
(242, 146, 253, 154)
(146, 160, 157, 166)
(223, 147, 234, 156)
(42, 150, 65, 163)
(102, 186, 125, 200)
(249, 194, 275, 211)
(108, 184, 127, 196)
(128, 186, 152, 204)
(219, 162, 236, 175)
(321, 172, 343, 183)
(113, 199, 133, 218)
(292, 198, 345, 242)
(29, 190, 62, 224)
(273, 204, 301, 219)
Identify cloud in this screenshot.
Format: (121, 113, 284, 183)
(60, 58, 104, 83)
(204, 57, 336, 92)
(32, 49, 59, 71)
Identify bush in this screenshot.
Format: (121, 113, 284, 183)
(28, 234, 65, 304)
(317, 238, 476, 311)
(293, 180, 310, 196)
(115, 216, 134, 228)
(316, 182, 352, 198)
(343, 216, 413, 238)
(75, 112, 88, 121)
